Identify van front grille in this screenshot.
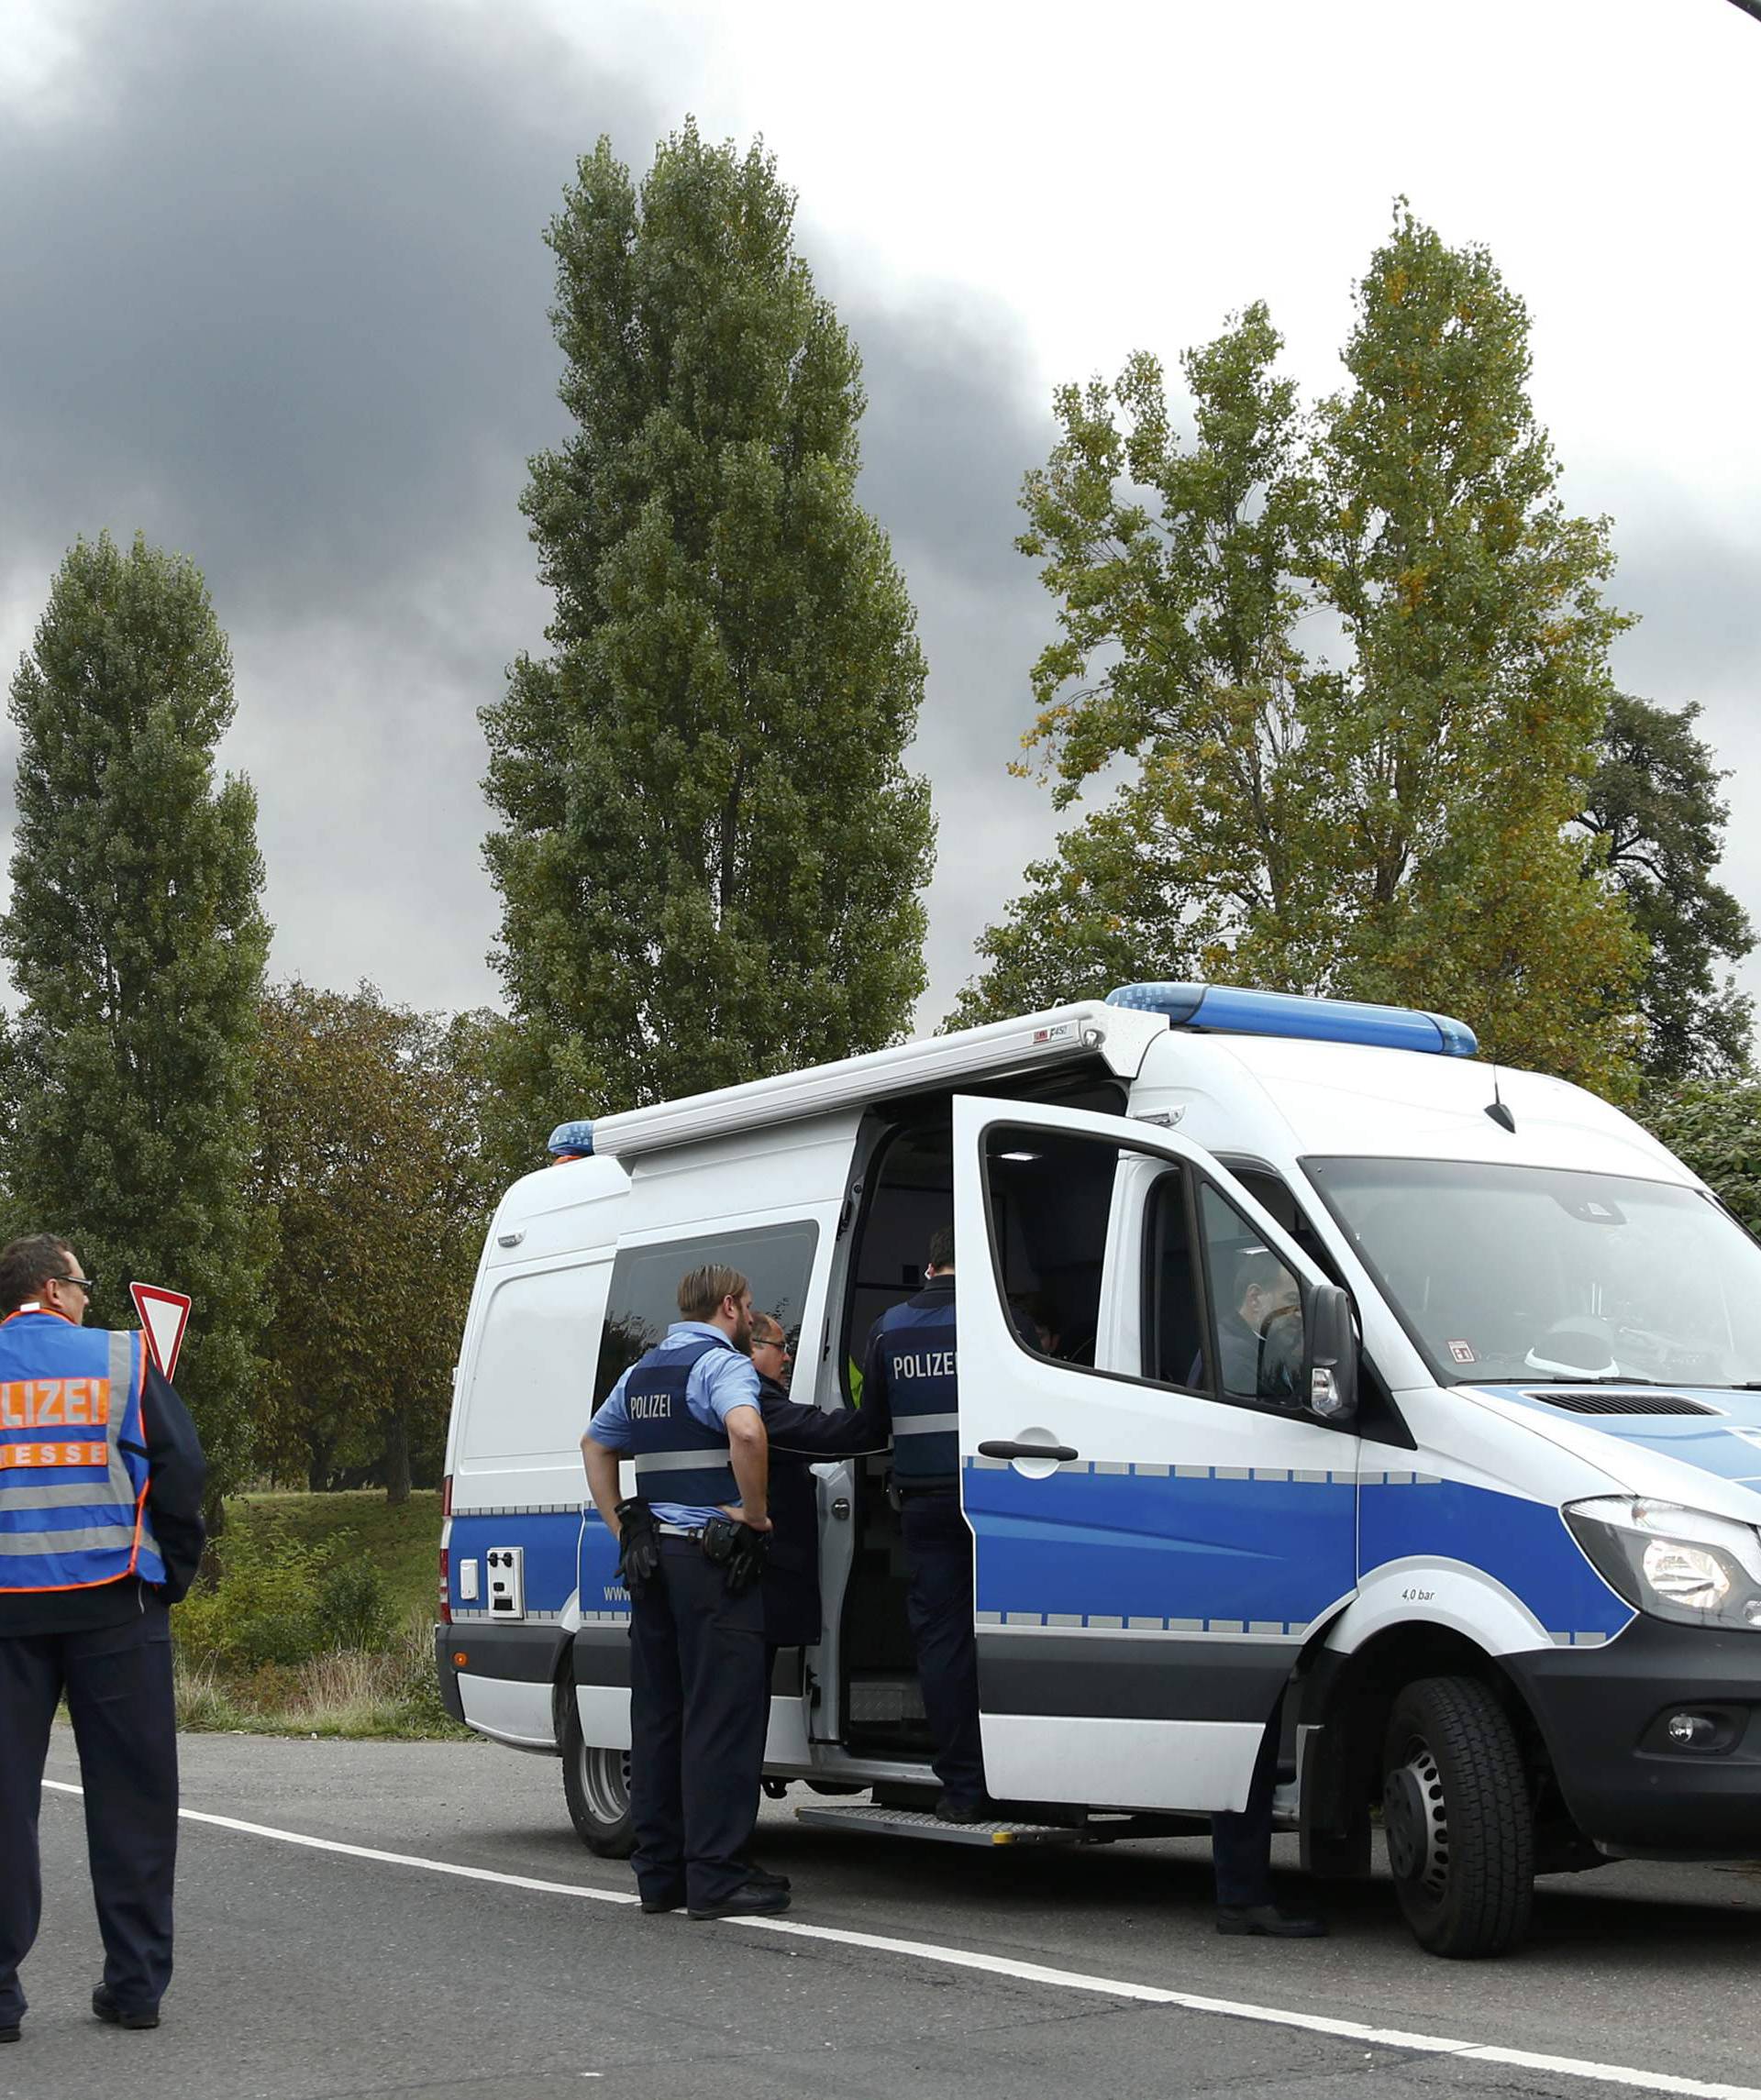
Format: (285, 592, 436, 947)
(1526, 1390, 1719, 1417)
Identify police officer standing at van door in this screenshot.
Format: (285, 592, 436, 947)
(737, 1314, 892, 1882)
(0, 1234, 207, 2045)
(863, 1227, 1032, 1822)
(581, 1265, 786, 1921)
(750, 1315, 891, 1653)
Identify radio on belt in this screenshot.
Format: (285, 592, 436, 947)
(484, 1546, 525, 1618)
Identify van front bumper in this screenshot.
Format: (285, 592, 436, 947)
(1508, 1617, 1761, 1857)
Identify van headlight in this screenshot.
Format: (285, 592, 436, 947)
(1565, 1498, 1761, 1632)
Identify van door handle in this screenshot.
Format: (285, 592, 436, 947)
(977, 1439, 1080, 1463)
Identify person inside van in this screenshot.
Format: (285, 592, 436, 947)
(1200, 1248, 1303, 1403)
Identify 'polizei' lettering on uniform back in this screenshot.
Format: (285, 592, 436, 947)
(891, 1350, 957, 1379)
(626, 1393, 673, 1420)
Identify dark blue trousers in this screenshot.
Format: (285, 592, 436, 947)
(900, 1490, 986, 1804)
(627, 1540, 769, 1911)
(1210, 1697, 1283, 1907)
(0, 1607, 179, 2023)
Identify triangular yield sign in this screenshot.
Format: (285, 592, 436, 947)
(129, 1282, 193, 1380)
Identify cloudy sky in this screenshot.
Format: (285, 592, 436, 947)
(2, 0, 1756, 1037)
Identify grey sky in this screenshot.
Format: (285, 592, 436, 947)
(2, 0, 1755, 1040)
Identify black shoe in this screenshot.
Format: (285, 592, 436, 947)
(687, 1881, 792, 1921)
(1215, 1902, 1327, 1939)
(740, 1862, 792, 1893)
(92, 1985, 161, 2029)
(638, 1886, 686, 1914)
(934, 1793, 991, 1824)
(0, 2022, 18, 2043)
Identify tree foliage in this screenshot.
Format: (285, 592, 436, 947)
(1, 532, 271, 1493)
(254, 983, 494, 1500)
(1579, 694, 1754, 1080)
(1640, 1078, 1761, 1238)
(953, 211, 1645, 1096)
(483, 121, 935, 1119)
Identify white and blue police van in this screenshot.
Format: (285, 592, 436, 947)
(437, 983, 1761, 1958)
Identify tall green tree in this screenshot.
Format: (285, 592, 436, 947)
(949, 307, 1337, 1020)
(483, 122, 935, 1118)
(955, 211, 1644, 1096)
(1, 532, 271, 1493)
(254, 983, 493, 1501)
(1640, 1076, 1761, 1237)
(1579, 693, 1754, 1079)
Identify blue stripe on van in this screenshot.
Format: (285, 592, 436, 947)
(1359, 1476, 1634, 1641)
(963, 1464, 1355, 1631)
(1480, 1387, 1761, 1495)
(447, 1509, 582, 1618)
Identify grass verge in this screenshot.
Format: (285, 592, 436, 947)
(173, 1490, 472, 1741)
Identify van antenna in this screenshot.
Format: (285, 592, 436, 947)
(1485, 1064, 1516, 1134)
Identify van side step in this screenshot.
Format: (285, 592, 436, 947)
(795, 1804, 1081, 1848)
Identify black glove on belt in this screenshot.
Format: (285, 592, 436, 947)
(615, 1498, 660, 1596)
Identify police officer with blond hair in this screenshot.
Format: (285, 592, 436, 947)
(0, 1234, 207, 2044)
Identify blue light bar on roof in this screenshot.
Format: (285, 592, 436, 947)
(1105, 982, 1478, 1057)
(547, 1119, 595, 1158)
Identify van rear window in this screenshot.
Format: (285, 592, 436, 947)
(593, 1221, 821, 1404)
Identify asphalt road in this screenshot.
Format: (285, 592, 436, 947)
(7, 1728, 1760, 2100)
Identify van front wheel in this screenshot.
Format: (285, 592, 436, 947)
(1381, 1675, 1533, 1959)
(561, 1701, 636, 1858)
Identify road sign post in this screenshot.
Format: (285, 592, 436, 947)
(129, 1282, 193, 1380)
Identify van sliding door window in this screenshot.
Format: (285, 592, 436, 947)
(592, 1222, 821, 1406)
(980, 1126, 1205, 1387)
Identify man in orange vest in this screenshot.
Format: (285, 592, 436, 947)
(0, 1234, 206, 2044)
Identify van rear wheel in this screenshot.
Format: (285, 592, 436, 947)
(561, 1701, 636, 1858)
(1381, 1675, 1533, 1959)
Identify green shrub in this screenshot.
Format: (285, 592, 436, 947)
(314, 1559, 394, 1653)
(175, 1512, 327, 1667)
(171, 1491, 462, 1739)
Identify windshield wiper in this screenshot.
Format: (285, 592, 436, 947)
(1522, 1373, 1666, 1386)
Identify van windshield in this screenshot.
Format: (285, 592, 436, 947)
(1304, 1157, 1761, 1389)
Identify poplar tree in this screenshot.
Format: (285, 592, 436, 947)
(956, 212, 1645, 1097)
(2, 532, 271, 1493)
(483, 123, 935, 1117)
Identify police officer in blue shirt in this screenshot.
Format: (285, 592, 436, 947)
(862, 1226, 1032, 1822)
(581, 1265, 784, 1921)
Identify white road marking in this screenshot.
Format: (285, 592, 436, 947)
(41, 1779, 1761, 2099)
(41, 1779, 638, 1907)
(726, 1916, 1761, 2097)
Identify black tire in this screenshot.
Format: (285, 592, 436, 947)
(560, 1699, 636, 1858)
(1381, 1674, 1534, 1959)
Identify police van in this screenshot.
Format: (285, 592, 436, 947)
(436, 983, 1761, 1959)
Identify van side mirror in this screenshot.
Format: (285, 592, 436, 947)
(1303, 1284, 1358, 1424)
